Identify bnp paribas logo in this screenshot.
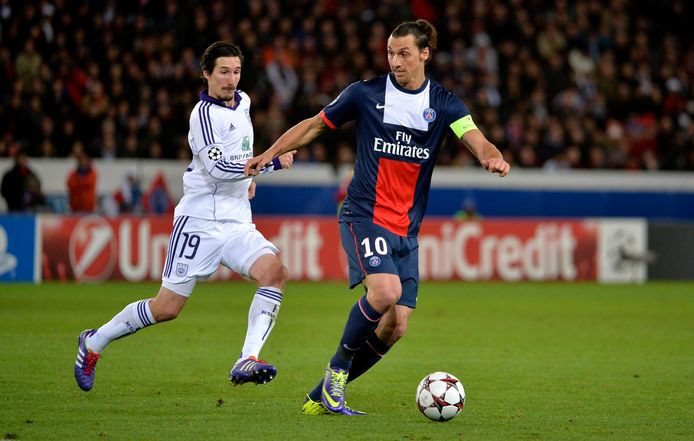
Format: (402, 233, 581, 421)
(242, 136, 250, 151)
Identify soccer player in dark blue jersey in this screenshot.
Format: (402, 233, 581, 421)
(246, 19, 510, 415)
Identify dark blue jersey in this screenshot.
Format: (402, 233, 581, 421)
(322, 73, 471, 237)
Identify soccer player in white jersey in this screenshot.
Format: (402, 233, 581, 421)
(74, 41, 296, 391)
(246, 20, 510, 415)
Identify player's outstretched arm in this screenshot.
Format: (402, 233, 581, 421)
(461, 129, 511, 177)
(245, 114, 327, 176)
(258, 150, 297, 174)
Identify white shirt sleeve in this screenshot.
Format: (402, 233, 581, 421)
(189, 102, 225, 156)
(190, 101, 282, 181)
(198, 145, 246, 181)
(198, 145, 282, 181)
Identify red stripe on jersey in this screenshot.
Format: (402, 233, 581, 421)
(373, 158, 420, 236)
(319, 110, 337, 129)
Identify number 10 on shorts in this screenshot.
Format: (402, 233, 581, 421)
(361, 237, 388, 257)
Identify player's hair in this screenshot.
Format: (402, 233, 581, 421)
(200, 41, 244, 78)
(391, 19, 438, 62)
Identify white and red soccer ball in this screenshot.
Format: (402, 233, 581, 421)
(415, 371, 466, 422)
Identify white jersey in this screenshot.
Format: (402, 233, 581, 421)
(175, 90, 277, 222)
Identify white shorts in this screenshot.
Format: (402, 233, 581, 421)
(161, 216, 278, 296)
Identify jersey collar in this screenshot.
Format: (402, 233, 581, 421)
(387, 73, 429, 94)
(200, 90, 243, 110)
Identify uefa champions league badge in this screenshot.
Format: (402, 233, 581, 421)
(368, 256, 382, 267)
(423, 108, 436, 122)
(208, 146, 222, 161)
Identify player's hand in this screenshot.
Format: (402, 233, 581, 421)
(244, 153, 272, 176)
(481, 157, 510, 177)
(278, 150, 297, 169)
(247, 180, 256, 200)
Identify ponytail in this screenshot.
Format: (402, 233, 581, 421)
(391, 19, 438, 57)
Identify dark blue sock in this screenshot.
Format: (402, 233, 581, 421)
(308, 379, 323, 402)
(347, 331, 391, 382)
(308, 331, 392, 402)
(329, 296, 383, 370)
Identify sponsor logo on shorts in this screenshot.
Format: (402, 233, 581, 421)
(176, 263, 189, 277)
(368, 256, 381, 267)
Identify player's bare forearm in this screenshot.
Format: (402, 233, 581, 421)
(272, 114, 327, 156)
(245, 114, 326, 176)
(462, 129, 511, 177)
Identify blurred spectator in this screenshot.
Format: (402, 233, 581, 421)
(114, 172, 141, 214)
(1, 149, 45, 212)
(142, 172, 174, 215)
(265, 35, 299, 109)
(455, 197, 482, 221)
(66, 150, 97, 213)
(15, 40, 41, 88)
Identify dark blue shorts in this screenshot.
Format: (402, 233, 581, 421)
(339, 220, 419, 308)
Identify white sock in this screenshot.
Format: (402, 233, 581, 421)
(87, 299, 156, 352)
(239, 287, 282, 361)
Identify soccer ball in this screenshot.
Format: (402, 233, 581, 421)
(415, 372, 466, 422)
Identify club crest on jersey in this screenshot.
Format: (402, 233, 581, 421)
(423, 108, 437, 122)
(208, 146, 222, 161)
(176, 263, 188, 277)
(368, 256, 381, 267)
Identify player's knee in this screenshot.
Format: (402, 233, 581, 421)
(278, 264, 289, 284)
(382, 290, 402, 308)
(367, 288, 401, 311)
(258, 261, 288, 288)
(366, 279, 402, 308)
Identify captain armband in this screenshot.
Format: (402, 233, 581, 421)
(450, 115, 478, 138)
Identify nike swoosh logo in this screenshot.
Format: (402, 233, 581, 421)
(376, 103, 386, 109)
(322, 386, 341, 408)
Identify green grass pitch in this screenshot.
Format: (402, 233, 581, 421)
(1, 281, 692, 440)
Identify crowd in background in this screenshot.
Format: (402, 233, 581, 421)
(1, 0, 694, 171)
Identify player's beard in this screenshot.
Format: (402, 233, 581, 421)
(219, 88, 235, 102)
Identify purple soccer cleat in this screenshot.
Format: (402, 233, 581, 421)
(336, 404, 368, 416)
(302, 394, 367, 416)
(74, 329, 100, 391)
(321, 365, 349, 413)
(229, 356, 277, 385)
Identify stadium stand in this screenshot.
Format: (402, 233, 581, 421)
(1, 0, 693, 171)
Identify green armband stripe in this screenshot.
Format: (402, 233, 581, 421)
(450, 115, 478, 138)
